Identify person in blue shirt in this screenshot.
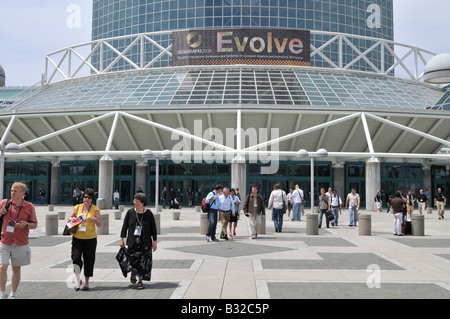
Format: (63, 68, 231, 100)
(218, 188, 235, 240)
(205, 184, 222, 242)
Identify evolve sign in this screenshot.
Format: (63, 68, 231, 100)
(172, 28, 310, 67)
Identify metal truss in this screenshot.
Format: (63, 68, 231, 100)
(44, 30, 436, 85)
(2, 110, 449, 164)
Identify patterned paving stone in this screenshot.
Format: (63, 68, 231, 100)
(168, 241, 296, 258)
(266, 282, 450, 299)
(16, 281, 180, 299)
(261, 253, 404, 270)
(51, 253, 196, 269)
(388, 238, 450, 248)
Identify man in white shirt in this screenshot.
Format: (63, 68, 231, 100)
(291, 184, 304, 222)
(219, 188, 235, 240)
(330, 190, 343, 226)
(345, 188, 360, 227)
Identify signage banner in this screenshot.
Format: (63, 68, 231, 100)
(172, 28, 310, 67)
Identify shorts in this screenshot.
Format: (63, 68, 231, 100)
(0, 242, 31, 267)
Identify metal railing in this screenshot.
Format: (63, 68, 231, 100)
(44, 30, 437, 85)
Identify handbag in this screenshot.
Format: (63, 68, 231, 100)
(62, 204, 82, 236)
(0, 199, 11, 240)
(62, 224, 76, 236)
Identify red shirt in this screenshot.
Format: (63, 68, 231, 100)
(0, 199, 37, 246)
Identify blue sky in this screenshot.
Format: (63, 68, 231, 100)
(1, 0, 450, 86)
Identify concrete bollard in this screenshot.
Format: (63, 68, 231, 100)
(195, 206, 201, 213)
(114, 211, 122, 220)
(57, 211, 66, 220)
(98, 213, 109, 235)
(306, 214, 319, 236)
(427, 207, 433, 215)
(358, 213, 372, 236)
(119, 205, 124, 212)
(411, 215, 425, 236)
(46, 214, 58, 235)
(172, 211, 181, 220)
(154, 213, 161, 235)
(200, 213, 208, 235)
(48, 205, 54, 212)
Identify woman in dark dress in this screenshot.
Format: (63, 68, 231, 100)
(118, 193, 157, 290)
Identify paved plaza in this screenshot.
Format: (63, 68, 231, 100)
(5, 204, 450, 300)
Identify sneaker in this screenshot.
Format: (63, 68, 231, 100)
(8, 292, 16, 299)
(0, 291, 7, 299)
(206, 236, 210, 242)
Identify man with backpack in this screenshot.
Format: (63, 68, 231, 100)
(204, 185, 222, 242)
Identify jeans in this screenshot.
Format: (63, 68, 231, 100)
(331, 207, 339, 225)
(272, 208, 284, 231)
(319, 209, 334, 228)
(207, 209, 218, 240)
(291, 202, 302, 221)
(349, 206, 358, 226)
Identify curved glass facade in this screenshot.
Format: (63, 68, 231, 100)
(92, 0, 394, 70)
(11, 68, 442, 111)
(93, 0, 393, 40)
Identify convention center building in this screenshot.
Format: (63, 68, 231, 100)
(1, 0, 450, 210)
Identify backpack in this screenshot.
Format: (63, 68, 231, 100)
(201, 197, 210, 213)
(201, 193, 216, 213)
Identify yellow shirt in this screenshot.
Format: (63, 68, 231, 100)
(73, 204, 99, 240)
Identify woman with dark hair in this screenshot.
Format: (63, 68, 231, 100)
(69, 188, 102, 291)
(118, 193, 157, 290)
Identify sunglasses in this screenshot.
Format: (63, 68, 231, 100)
(83, 196, 92, 199)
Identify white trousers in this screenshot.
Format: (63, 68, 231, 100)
(393, 213, 403, 235)
(247, 215, 261, 236)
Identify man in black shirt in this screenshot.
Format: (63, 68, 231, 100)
(434, 188, 446, 220)
(417, 189, 428, 215)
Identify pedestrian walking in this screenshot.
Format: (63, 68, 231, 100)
(435, 187, 446, 220)
(118, 193, 157, 290)
(406, 189, 416, 220)
(161, 187, 168, 209)
(205, 185, 222, 242)
(113, 188, 120, 209)
(286, 189, 293, 219)
(69, 188, 102, 291)
(330, 190, 343, 226)
(318, 188, 334, 228)
(243, 185, 265, 239)
(268, 184, 287, 233)
(417, 189, 428, 215)
(228, 188, 241, 237)
(345, 188, 360, 227)
(219, 188, 235, 240)
(0, 182, 38, 299)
